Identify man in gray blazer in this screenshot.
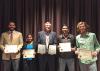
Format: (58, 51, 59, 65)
(38, 22, 57, 71)
(0, 21, 23, 71)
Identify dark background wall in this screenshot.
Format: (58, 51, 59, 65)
(0, 0, 100, 71)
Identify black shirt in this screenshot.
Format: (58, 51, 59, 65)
(58, 34, 76, 59)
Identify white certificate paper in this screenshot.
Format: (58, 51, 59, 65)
(59, 42, 71, 52)
(48, 45, 56, 55)
(78, 48, 92, 60)
(4, 45, 18, 53)
(23, 49, 35, 58)
(37, 44, 46, 54)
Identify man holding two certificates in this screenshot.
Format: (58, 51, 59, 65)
(0, 21, 23, 71)
(76, 21, 100, 71)
(37, 22, 57, 71)
(58, 25, 76, 71)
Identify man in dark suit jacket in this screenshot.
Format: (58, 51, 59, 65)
(38, 22, 57, 71)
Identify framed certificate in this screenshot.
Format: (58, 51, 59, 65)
(4, 45, 18, 53)
(59, 42, 71, 52)
(48, 45, 56, 55)
(23, 49, 35, 58)
(37, 44, 46, 54)
(78, 48, 92, 60)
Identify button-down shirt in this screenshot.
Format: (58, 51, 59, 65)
(58, 34, 76, 58)
(46, 35, 49, 49)
(76, 32, 100, 64)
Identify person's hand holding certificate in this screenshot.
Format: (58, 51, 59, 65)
(4, 45, 18, 53)
(48, 45, 56, 55)
(23, 49, 35, 58)
(37, 44, 46, 54)
(78, 48, 92, 60)
(59, 42, 71, 52)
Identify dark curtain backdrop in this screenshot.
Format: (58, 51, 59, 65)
(0, 0, 100, 71)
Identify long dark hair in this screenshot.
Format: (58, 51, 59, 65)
(24, 33, 33, 44)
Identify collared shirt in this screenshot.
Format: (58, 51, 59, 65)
(46, 35, 49, 49)
(58, 34, 76, 58)
(76, 32, 100, 64)
(8, 30, 14, 40)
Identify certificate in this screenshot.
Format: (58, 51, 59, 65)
(78, 48, 92, 60)
(48, 45, 56, 55)
(37, 44, 46, 54)
(23, 49, 35, 58)
(59, 42, 71, 52)
(4, 45, 18, 53)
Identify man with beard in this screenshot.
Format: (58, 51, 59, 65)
(0, 21, 23, 71)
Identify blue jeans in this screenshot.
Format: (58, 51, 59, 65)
(79, 62, 97, 71)
(59, 57, 75, 71)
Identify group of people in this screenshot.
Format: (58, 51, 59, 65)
(0, 21, 100, 71)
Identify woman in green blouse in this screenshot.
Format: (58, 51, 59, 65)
(76, 21, 100, 71)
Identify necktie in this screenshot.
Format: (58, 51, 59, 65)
(10, 31, 13, 42)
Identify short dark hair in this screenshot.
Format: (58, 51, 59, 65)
(8, 21, 16, 26)
(62, 24, 69, 29)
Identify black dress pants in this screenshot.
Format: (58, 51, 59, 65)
(22, 59, 37, 71)
(38, 54, 56, 71)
